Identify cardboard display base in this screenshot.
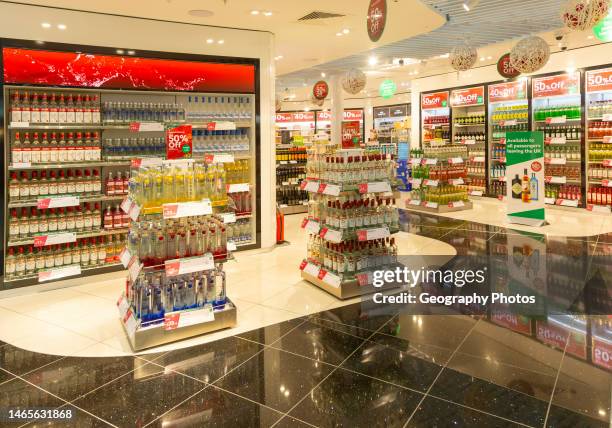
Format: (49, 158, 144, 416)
(120, 299, 237, 351)
(405, 200, 473, 213)
(279, 204, 308, 215)
(301, 270, 397, 300)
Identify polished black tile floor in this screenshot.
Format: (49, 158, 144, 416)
(0, 212, 609, 427)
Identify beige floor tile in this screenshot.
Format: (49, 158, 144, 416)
(11, 323, 97, 356)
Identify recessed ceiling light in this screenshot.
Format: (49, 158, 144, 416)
(217, 40, 224, 44)
(368, 56, 378, 66)
(57, 24, 66, 30)
(263, 11, 273, 16)
(336, 32, 343, 36)
(342, 28, 350, 34)
(188, 9, 214, 18)
(41, 22, 51, 29)
(206, 38, 214, 44)
(116, 49, 124, 54)
(127, 50, 135, 55)
(321, 72, 326, 77)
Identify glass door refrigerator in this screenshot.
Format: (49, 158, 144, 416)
(2, 44, 259, 288)
(487, 79, 529, 199)
(450, 86, 486, 196)
(420, 91, 450, 147)
(531, 72, 583, 208)
(585, 67, 612, 213)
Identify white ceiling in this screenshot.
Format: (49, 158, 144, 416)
(13, 0, 446, 75)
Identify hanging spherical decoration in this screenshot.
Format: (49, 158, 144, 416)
(341, 68, 367, 95)
(310, 94, 324, 107)
(562, 0, 609, 31)
(449, 42, 478, 72)
(510, 36, 550, 73)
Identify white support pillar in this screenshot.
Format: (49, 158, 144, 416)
(330, 74, 344, 147)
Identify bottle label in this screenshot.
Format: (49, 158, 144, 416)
(16, 260, 25, 273)
(6, 260, 15, 275)
(48, 219, 58, 231)
(9, 224, 19, 236)
(29, 222, 39, 234)
(35, 258, 45, 270)
(10, 186, 19, 198)
(19, 224, 29, 235)
(49, 110, 58, 123)
(58, 110, 67, 123)
(22, 109, 31, 122)
(40, 110, 50, 123)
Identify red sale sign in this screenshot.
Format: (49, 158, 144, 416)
(533, 73, 580, 98)
(275, 111, 315, 123)
(313, 80, 329, 100)
(421, 92, 449, 109)
(450, 86, 484, 107)
(165, 125, 192, 159)
(342, 121, 362, 148)
(586, 68, 612, 92)
(488, 80, 527, 102)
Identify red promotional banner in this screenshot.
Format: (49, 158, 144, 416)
(450, 87, 484, 107)
(3, 48, 255, 93)
(491, 312, 531, 335)
(592, 335, 612, 371)
(532, 73, 581, 98)
(586, 68, 612, 92)
(488, 80, 528, 102)
(367, 0, 387, 42)
(421, 92, 449, 109)
(536, 320, 587, 359)
(166, 125, 193, 159)
(275, 112, 315, 123)
(342, 121, 362, 148)
(316, 110, 364, 121)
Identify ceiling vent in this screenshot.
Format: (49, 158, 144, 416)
(298, 11, 345, 21)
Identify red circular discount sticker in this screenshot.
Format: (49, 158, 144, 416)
(367, 0, 387, 42)
(497, 53, 520, 78)
(531, 161, 543, 172)
(312, 80, 329, 100)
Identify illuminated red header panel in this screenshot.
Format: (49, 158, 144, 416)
(2, 47, 255, 93)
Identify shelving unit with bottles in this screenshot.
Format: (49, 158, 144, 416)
(298, 140, 400, 299)
(421, 91, 450, 147)
(585, 67, 612, 213)
(276, 144, 308, 215)
(406, 145, 472, 213)
(531, 73, 583, 208)
(487, 80, 529, 199)
(3, 58, 258, 288)
(116, 159, 236, 350)
(450, 86, 487, 197)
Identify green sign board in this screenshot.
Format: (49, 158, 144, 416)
(594, 12, 612, 42)
(505, 131, 546, 226)
(379, 79, 397, 99)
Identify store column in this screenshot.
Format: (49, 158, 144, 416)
(330, 74, 344, 147)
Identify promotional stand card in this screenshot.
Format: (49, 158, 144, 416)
(505, 131, 546, 226)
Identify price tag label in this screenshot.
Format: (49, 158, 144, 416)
(130, 157, 163, 168)
(422, 179, 439, 187)
(409, 178, 422, 187)
(300, 261, 321, 277)
(544, 197, 555, 205)
(119, 248, 132, 268)
(545, 137, 566, 145)
(424, 201, 438, 208)
(11, 162, 31, 168)
(33, 232, 76, 247)
(546, 116, 566, 124)
(470, 156, 485, 163)
(356, 272, 373, 286)
(206, 121, 236, 131)
(128, 203, 141, 221)
(162, 200, 213, 218)
(407, 199, 422, 206)
(123, 308, 138, 337)
(448, 157, 464, 165)
(120, 197, 134, 214)
(587, 204, 611, 213)
(592, 336, 612, 370)
(128, 258, 143, 282)
(360, 181, 392, 193)
(421, 158, 438, 165)
(500, 120, 517, 126)
(555, 198, 579, 207)
(470, 190, 483, 196)
(604, 136, 612, 144)
(289, 160, 298, 164)
(164, 305, 215, 330)
(321, 183, 340, 196)
(545, 157, 567, 165)
(227, 241, 237, 251)
(129, 122, 165, 132)
(448, 200, 465, 208)
(204, 153, 235, 164)
(602, 179, 611, 187)
(38, 264, 81, 282)
(498, 176, 506, 182)
(165, 253, 215, 277)
(37, 196, 79, 209)
(303, 219, 321, 235)
(602, 114, 612, 122)
(409, 158, 422, 166)
(117, 294, 130, 319)
(319, 227, 342, 243)
(461, 139, 476, 145)
(602, 159, 612, 167)
(302, 181, 320, 193)
(227, 183, 250, 193)
(318, 270, 342, 288)
(545, 176, 567, 184)
(448, 178, 464, 186)
(357, 226, 390, 241)
(497, 195, 505, 201)
(220, 212, 236, 223)
(10, 121, 29, 128)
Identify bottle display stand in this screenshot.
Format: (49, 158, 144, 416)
(116, 159, 237, 351)
(276, 145, 308, 215)
(298, 144, 401, 300)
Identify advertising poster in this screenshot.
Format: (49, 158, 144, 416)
(505, 131, 545, 226)
(341, 121, 361, 148)
(165, 124, 193, 159)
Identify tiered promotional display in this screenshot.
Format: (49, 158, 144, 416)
(117, 159, 237, 350)
(532, 72, 583, 208)
(451, 86, 487, 197)
(585, 67, 612, 213)
(488, 80, 529, 200)
(299, 137, 400, 299)
(2, 47, 258, 289)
